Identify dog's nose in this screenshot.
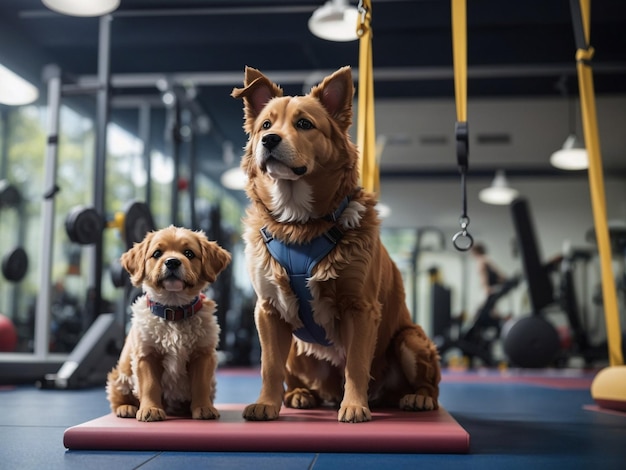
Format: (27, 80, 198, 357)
(164, 258, 181, 270)
(262, 133, 281, 150)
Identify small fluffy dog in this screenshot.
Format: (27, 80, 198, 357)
(232, 66, 441, 423)
(106, 226, 231, 422)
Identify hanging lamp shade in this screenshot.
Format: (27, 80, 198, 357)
(0, 64, 39, 106)
(220, 167, 247, 191)
(375, 202, 391, 218)
(478, 170, 519, 205)
(308, 0, 359, 42)
(550, 134, 589, 170)
(42, 0, 120, 17)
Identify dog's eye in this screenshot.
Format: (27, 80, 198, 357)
(262, 120, 271, 129)
(152, 250, 163, 259)
(184, 249, 195, 260)
(296, 119, 314, 130)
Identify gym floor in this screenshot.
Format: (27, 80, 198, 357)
(1, 367, 625, 470)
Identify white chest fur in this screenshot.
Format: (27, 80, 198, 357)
(129, 298, 219, 403)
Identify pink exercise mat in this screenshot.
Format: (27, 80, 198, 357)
(64, 404, 470, 453)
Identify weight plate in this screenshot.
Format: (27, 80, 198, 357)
(124, 201, 155, 248)
(110, 259, 129, 288)
(66, 206, 104, 245)
(2, 246, 28, 282)
(0, 180, 22, 208)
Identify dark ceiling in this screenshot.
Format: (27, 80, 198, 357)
(1, 0, 625, 198)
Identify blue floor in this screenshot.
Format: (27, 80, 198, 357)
(1, 368, 625, 470)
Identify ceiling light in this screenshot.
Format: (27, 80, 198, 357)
(375, 202, 391, 218)
(161, 91, 176, 107)
(550, 76, 588, 171)
(221, 167, 247, 191)
(478, 170, 519, 205)
(42, 0, 120, 17)
(0, 64, 39, 106)
(308, 0, 359, 42)
(550, 134, 589, 170)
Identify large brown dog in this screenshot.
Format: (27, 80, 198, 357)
(232, 66, 440, 423)
(106, 226, 231, 422)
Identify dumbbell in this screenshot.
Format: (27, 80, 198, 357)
(65, 201, 155, 248)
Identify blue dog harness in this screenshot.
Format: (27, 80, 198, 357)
(261, 196, 352, 346)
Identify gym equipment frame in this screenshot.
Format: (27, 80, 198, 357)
(0, 16, 118, 385)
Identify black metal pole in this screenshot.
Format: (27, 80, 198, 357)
(170, 98, 181, 226)
(34, 64, 62, 357)
(90, 14, 112, 321)
(0, 108, 8, 179)
(138, 103, 152, 208)
(188, 122, 197, 230)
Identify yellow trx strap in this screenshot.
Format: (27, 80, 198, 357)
(451, 0, 473, 251)
(356, 0, 379, 195)
(452, 0, 467, 124)
(571, 0, 623, 366)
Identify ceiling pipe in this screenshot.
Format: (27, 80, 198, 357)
(74, 63, 626, 90)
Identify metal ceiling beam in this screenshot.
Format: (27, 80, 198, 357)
(380, 166, 626, 180)
(76, 63, 626, 90)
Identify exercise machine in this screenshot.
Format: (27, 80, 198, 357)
(433, 268, 518, 367)
(503, 197, 626, 368)
(503, 197, 561, 368)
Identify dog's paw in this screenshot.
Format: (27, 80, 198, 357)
(136, 406, 167, 422)
(284, 388, 318, 409)
(192, 405, 220, 420)
(115, 405, 138, 418)
(399, 393, 438, 411)
(242, 403, 280, 421)
(338, 404, 372, 423)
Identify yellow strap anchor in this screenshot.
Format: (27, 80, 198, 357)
(451, 0, 473, 251)
(571, 0, 623, 366)
(356, 0, 379, 195)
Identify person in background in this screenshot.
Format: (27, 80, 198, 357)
(464, 242, 516, 347)
(471, 242, 508, 297)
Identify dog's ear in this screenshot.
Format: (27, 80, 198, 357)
(242, 66, 267, 88)
(120, 231, 154, 287)
(310, 66, 354, 132)
(231, 66, 284, 133)
(200, 238, 232, 284)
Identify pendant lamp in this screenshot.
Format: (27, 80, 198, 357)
(42, 0, 120, 17)
(308, 0, 359, 42)
(550, 76, 588, 170)
(550, 134, 589, 170)
(0, 64, 39, 105)
(478, 170, 519, 205)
